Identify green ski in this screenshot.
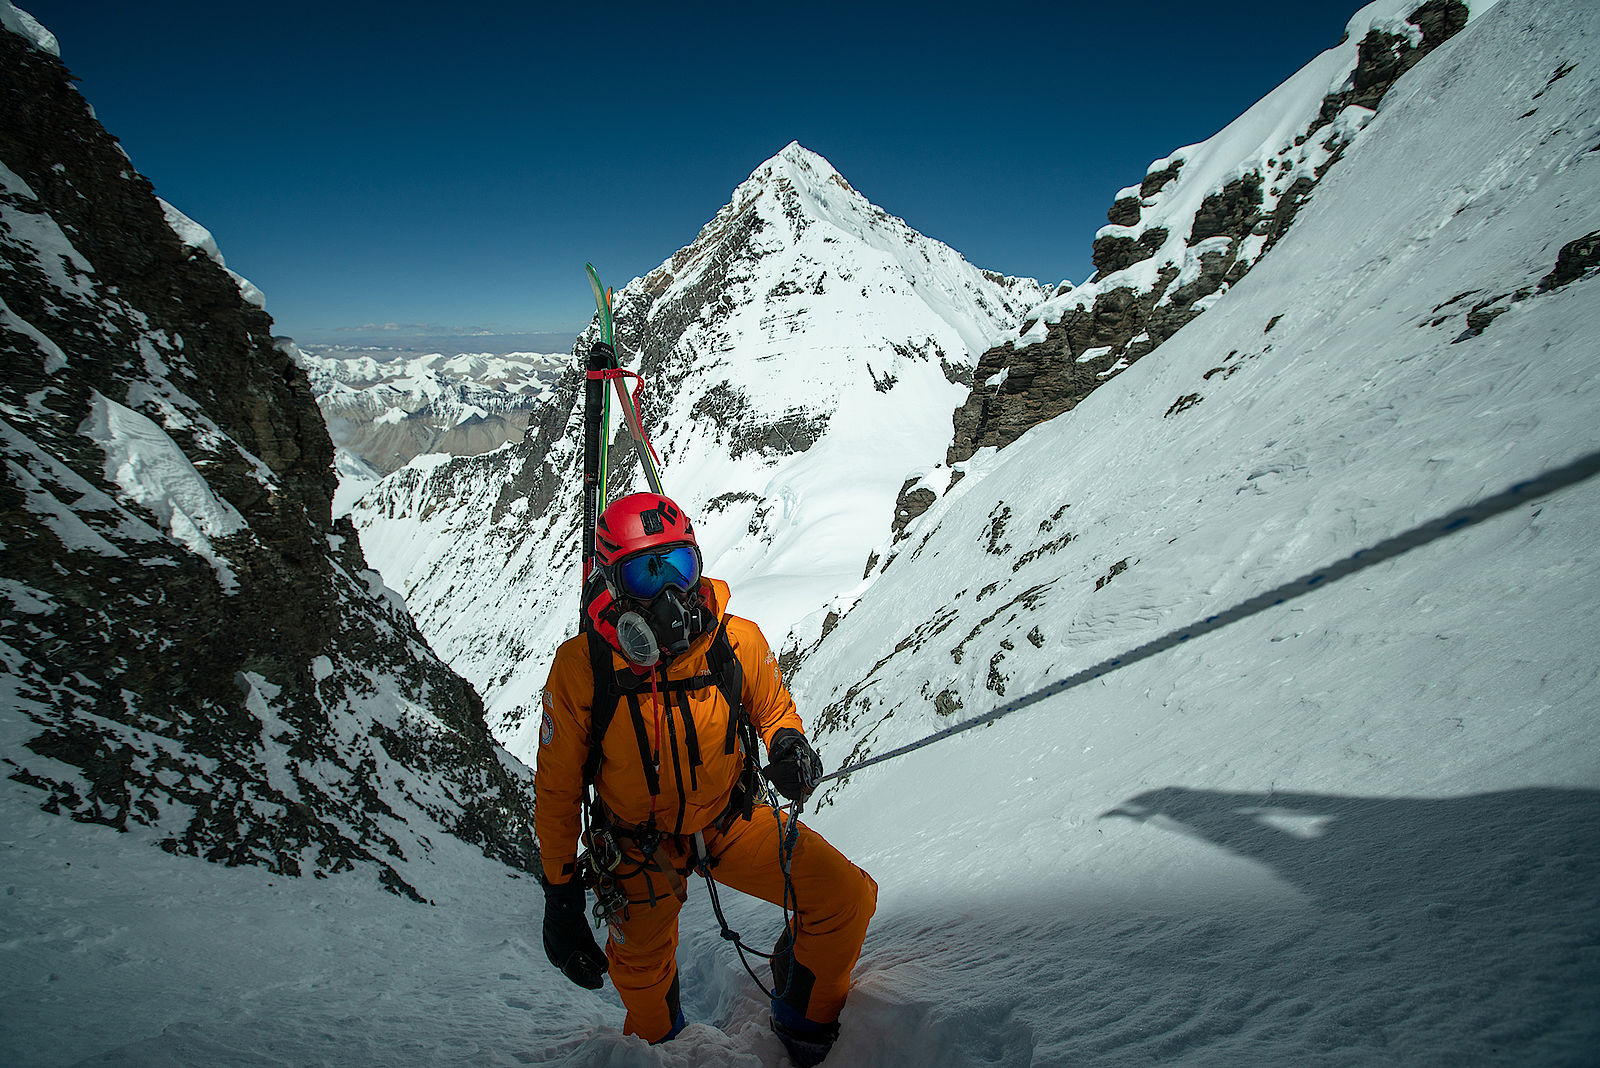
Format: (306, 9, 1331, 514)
(584, 264, 663, 498)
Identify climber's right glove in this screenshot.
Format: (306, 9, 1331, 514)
(764, 727, 824, 803)
(541, 876, 607, 990)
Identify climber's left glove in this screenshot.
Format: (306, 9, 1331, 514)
(541, 876, 607, 990)
(764, 727, 823, 803)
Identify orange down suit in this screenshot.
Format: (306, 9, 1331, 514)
(534, 577, 877, 1042)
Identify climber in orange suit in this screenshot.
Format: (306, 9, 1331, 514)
(535, 492, 877, 1066)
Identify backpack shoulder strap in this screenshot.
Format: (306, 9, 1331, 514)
(707, 618, 764, 822)
(584, 616, 759, 820)
(705, 619, 745, 754)
(583, 627, 621, 788)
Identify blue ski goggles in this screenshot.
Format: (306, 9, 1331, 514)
(614, 544, 702, 600)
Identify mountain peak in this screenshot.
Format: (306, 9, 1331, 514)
(641, 139, 1040, 362)
(738, 140, 856, 204)
(770, 140, 841, 177)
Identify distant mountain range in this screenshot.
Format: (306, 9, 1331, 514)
(295, 347, 566, 481)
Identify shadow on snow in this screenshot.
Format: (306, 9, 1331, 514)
(845, 786, 1599, 1066)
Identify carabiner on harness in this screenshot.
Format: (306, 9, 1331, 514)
(583, 823, 624, 874)
(577, 849, 630, 926)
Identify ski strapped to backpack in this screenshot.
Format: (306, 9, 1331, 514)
(584, 262, 663, 511)
(581, 264, 610, 591)
(575, 264, 804, 1002)
(582, 263, 661, 605)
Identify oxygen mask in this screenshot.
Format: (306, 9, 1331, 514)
(614, 584, 703, 668)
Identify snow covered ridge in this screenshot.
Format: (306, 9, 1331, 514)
(349, 142, 1046, 755)
(641, 141, 1047, 360)
(0, 1, 55, 56)
(0, 20, 535, 899)
(158, 197, 267, 308)
(944, 0, 1475, 468)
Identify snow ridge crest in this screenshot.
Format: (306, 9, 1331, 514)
(941, 0, 1474, 468)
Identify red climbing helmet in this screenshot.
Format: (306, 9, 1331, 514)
(595, 492, 702, 601)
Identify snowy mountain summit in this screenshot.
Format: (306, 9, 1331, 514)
(600, 141, 1044, 484)
(351, 141, 1045, 754)
(651, 141, 1042, 359)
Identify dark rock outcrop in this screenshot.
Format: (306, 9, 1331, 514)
(1537, 230, 1600, 292)
(1315, 0, 1471, 127)
(1090, 226, 1170, 279)
(1106, 196, 1143, 227)
(1140, 160, 1184, 198)
(945, 0, 1470, 466)
(0, 27, 535, 897)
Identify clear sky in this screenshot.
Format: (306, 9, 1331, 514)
(21, 0, 1373, 352)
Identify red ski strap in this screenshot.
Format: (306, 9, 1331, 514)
(586, 367, 662, 470)
(586, 367, 646, 413)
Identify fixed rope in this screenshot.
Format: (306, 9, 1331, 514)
(820, 448, 1600, 784)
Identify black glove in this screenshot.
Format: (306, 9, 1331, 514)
(764, 727, 823, 803)
(541, 877, 608, 989)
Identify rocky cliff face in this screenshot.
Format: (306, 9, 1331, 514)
(944, 0, 1470, 466)
(0, 18, 535, 899)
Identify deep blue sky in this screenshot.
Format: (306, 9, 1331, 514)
(22, 0, 1371, 351)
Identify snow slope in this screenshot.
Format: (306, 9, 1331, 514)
(5, 0, 1598, 1065)
(795, 0, 1600, 1061)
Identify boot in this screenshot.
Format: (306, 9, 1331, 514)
(771, 1001, 839, 1066)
